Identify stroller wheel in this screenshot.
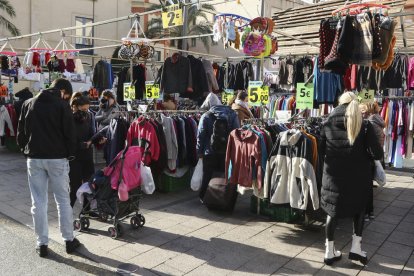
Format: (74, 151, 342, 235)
(138, 214, 146, 227)
(130, 216, 140, 229)
(73, 219, 82, 231)
(108, 226, 119, 239)
(80, 217, 90, 230)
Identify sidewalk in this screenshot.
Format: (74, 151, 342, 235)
(0, 146, 413, 275)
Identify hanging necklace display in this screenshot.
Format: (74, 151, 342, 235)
(0, 40, 17, 57)
(24, 34, 54, 73)
(29, 34, 53, 53)
(119, 15, 155, 61)
(0, 39, 20, 81)
(53, 31, 80, 59)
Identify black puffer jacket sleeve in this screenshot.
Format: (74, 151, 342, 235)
(365, 120, 384, 160)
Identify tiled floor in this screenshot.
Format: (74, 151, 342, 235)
(1, 147, 413, 275)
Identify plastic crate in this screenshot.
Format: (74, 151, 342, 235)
(5, 136, 20, 153)
(155, 168, 193, 193)
(250, 195, 301, 223)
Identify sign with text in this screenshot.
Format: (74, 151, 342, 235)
(248, 81, 269, 106)
(296, 83, 314, 109)
(358, 89, 375, 103)
(145, 81, 160, 99)
(123, 83, 135, 101)
(162, 4, 183, 29)
(221, 89, 235, 105)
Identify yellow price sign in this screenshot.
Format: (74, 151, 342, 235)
(145, 82, 160, 99)
(248, 81, 269, 106)
(358, 89, 375, 103)
(123, 83, 135, 101)
(222, 89, 234, 105)
(162, 4, 183, 29)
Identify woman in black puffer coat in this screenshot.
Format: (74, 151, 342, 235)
(320, 92, 383, 266)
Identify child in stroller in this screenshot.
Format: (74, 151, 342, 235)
(74, 146, 146, 239)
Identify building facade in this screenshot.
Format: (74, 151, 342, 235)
(0, 0, 132, 66)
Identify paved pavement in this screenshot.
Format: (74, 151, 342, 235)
(0, 212, 114, 275)
(0, 146, 414, 275)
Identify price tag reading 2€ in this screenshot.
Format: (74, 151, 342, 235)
(145, 82, 160, 99)
(162, 4, 183, 29)
(248, 81, 269, 106)
(123, 83, 135, 101)
(296, 83, 314, 109)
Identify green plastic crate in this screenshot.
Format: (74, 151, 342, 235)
(250, 195, 301, 223)
(5, 136, 20, 153)
(155, 168, 193, 193)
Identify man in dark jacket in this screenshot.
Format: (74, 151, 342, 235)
(14, 87, 33, 118)
(196, 104, 240, 200)
(17, 78, 81, 258)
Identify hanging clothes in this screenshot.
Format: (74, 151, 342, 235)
(184, 55, 209, 100)
(313, 57, 343, 104)
(0, 105, 15, 136)
(265, 129, 319, 210)
(234, 60, 254, 90)
(161, 53, 192, 96)
(93, 60, 114, 92)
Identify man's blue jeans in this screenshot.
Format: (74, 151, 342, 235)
(27, 158, 74, 246)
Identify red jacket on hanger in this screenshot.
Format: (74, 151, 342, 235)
(127, 116, 160, 165)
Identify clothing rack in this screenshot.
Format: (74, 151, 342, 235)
(375, 96, 414, 99)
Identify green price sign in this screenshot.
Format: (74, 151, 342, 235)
(248, 81, 269, 106)
(222, 89, 234, 105)
(358, 89, 375, 103)
(123, 83, 135, 101)
(145, 82, 160, 99)
(296, 83, 314, 109)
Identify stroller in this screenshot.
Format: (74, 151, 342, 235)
(73, 146, 146, 239)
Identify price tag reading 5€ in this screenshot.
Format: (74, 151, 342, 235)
(358, 89, 375, 103)
(296, 83, 314, 109)
(162, 4, 183, 29)
(248, 81, 269, 106)
(145, 82, 160, 99)
(222, 89, 235, 105)
(123, 83, 135, 101)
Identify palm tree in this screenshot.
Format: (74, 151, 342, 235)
(0, 0, 20, 36)
(146, 3, 215, 52)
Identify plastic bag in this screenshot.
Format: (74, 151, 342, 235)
(141, 165, 155, 194)
(191, 159, 203, 191)
(373, 160, 386, 186)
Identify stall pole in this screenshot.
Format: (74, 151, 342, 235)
(255, 0, 265, 81)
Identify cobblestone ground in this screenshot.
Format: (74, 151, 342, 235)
(0, 147, 413, 275)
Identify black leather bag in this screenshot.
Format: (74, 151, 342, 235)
(203, 173, 238, 211)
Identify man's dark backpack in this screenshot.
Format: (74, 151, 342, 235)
(210, 114, 229, 155)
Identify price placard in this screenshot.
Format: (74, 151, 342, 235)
(296, 83, 314, 109)
(123, 83, 135, 101)
(248, 81, 269, 106)
(358, 89, 375, 103)
(162, 4, 183, 29)
(145, 81, 160, 99)
(222, 89, 234, 105)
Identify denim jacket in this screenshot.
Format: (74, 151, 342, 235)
(196, 105, 240, 156)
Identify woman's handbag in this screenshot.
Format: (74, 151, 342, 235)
(373, 160, 386, 186)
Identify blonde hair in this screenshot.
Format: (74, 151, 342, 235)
(365, 102, 381, 114)
(339, 92, 362, 145)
